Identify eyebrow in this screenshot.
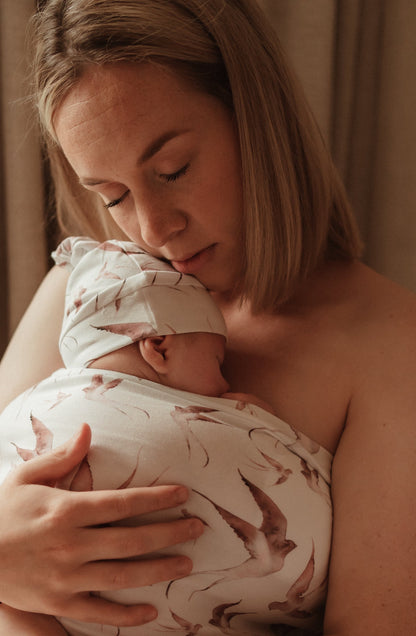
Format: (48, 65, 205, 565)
(79, 129, 189, 186)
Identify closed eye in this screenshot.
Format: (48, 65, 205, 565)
(104, 190, 130, 209)
(161, 163, 190, 183)
(103, 161, 189, 208)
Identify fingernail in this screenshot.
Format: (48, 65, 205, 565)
(189, 519, 204, 538)
(173, 486, 188, 505)
(144, 607, 158, 623)
(176, 556, 192, 575)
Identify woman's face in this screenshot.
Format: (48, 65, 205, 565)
(54, 62, 244, 293)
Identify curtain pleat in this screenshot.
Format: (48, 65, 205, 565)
(1, 1, 415, 357)
(331, 0, 384, 239)
(261, 0, 416, 291)
(364, 1, 416, 289)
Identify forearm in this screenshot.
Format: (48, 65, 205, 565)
(0, 266, 67, 411)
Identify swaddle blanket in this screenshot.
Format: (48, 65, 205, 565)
(0, 369, 331, 636)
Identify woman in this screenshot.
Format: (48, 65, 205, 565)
(0, 0, 414, 634)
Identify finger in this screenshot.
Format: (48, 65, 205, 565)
(80, 517, 204, 560)
(69, 484, 190, 526)
(64, 594, 158, 627)
(10, 423, 92, 486)
(221, 392, 250, 400)
(78, 554, 193, 593)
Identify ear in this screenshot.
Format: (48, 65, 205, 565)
(139, 336, 169, 374)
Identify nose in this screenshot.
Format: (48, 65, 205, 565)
(135, 198, 187, 248)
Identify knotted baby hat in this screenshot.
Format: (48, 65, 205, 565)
(52, 237, 227, 368)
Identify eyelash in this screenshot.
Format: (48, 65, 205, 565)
(103, 163, 190, 209)
(104, 190, 129, 209)
(162, 163, 190, 183)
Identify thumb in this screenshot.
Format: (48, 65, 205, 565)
(12, 423, 92, 486)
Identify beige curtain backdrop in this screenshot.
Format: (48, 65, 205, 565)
(1, 0, 415, 357)
(0, 0, 46, 356)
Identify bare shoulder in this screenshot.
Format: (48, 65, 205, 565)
(342, 262, 416, 404)
(348, 261, 416, 335)
(313, 260, 416, 371)
(323, 262, 416, 635)
(0, 265, 69, 410)
(326, 260, 416, 454)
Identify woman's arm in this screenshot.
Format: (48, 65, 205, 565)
(323, 298, 416, 636)
(0, 265, 68, 411)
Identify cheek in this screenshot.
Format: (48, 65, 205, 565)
(197, 142, 243, 226)
(108, 208, 145, 248)
(194, 181, 243, 240)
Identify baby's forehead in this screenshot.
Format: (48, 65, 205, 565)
(177, 332, 226, 354)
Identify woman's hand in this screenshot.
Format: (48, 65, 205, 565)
(0, 424, 203, 627)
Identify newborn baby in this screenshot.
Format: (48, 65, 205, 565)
(0, 238, 332, 636)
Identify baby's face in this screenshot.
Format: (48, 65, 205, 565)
(169, 333, 229, 397)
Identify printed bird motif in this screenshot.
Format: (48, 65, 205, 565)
(248, 426, 298, 449)
(47, 391, 71, 410)
(80, 373, 150, 418)
(268, 544, 316, 618)
(300, 459, 331, 506)
(289, 427, 321, 455)
(92, 322, 157, 341)
(190, 472, 296, 594)
(170, 405, 227, 467)
(248, 425, 321, 456)
(249, 448, 293, 485)
(209, 600, 253, 635)
(60, 448, 142, 493)
(82, 374, 123, 399)
(95, 261, 123, 280)
(10, 415, 94, 491)
(8, 409, 138, 494)
(11, 414, 53, 460)
(157, 609, 203, 634)
(81, 374, 137, 418)
(67, 286, 87, 315)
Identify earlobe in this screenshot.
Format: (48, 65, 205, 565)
(139, 336, 168, 373)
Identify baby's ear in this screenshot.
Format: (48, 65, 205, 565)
(139, 336, 169, 373)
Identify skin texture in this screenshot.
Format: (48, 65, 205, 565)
(54, 63, 244, 295)
(0, 605, 68, 635)
(0, 62, 415, 635)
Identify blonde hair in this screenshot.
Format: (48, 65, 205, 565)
(32, 0, 362, 311)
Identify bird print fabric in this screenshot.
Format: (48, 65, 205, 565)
(0, 369, 331, 636)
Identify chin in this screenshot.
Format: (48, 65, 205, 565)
(198, 269, 241, 295)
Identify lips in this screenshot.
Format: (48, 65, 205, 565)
(171, 244, 216, 275)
